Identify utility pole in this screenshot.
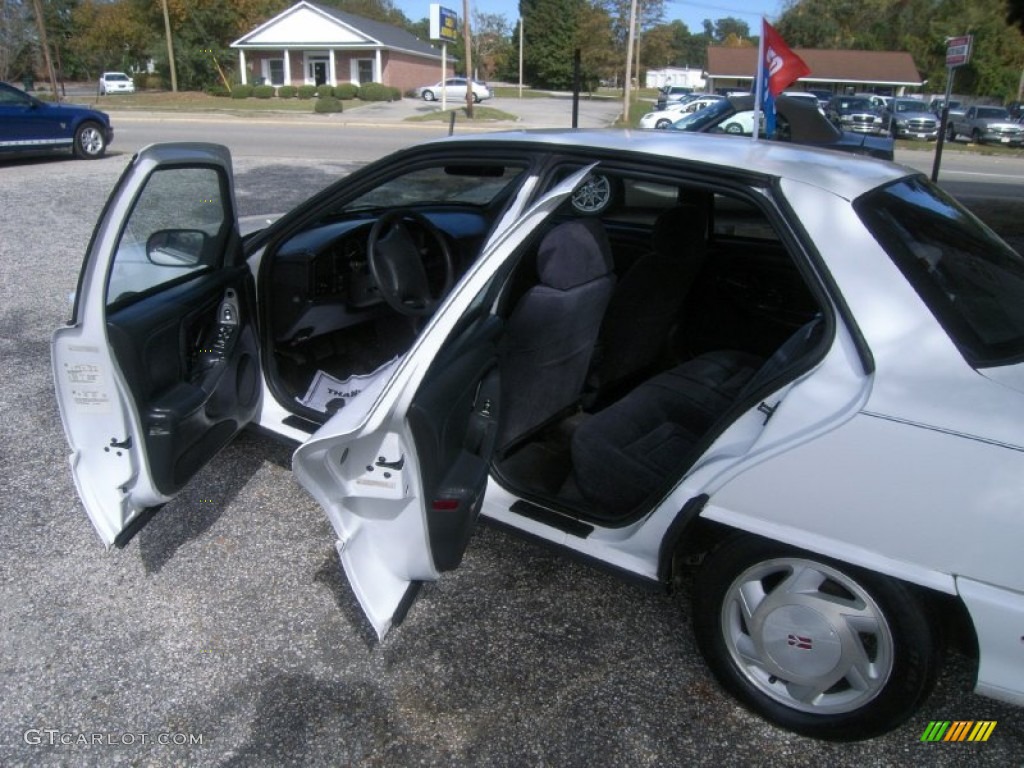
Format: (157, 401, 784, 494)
(622, 0, 637, 122)
(463, 0, 473, 118)
(30, 0, 59, 98)
(518, 16, 523, 99)
(161, 0, 178, 92)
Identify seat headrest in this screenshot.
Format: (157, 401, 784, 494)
(537, 219, 614, 291)
(652, 204, 707, 259)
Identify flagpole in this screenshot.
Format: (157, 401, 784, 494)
(752, 17, 765, 141)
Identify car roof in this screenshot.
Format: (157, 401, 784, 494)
(432, 129, 912, 201)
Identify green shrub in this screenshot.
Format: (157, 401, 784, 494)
(335, 82, 358, 100)
(132, 73, 148, 90)
(231, 84, 254, 99)
(358, 82, 392, 102)
(206, 84, 230, 97)
(144, 75, 163, 90)
(277, 85, 297, 98)
(315, 84, 334, 98)
(253, 84, 275, 99)
(389, 86, 402, 101)
(297, 85, 317, 99)
(314, 95, 343, 113)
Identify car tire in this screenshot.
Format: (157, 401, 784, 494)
(473, 93, 481, 103)
(946, 124, 957, 142)
(724, 122, 744, 135)
(972, 129, 984, 145)
(422, 90, 435, 102)
(692, 535, 940, 741)
(569, 173, 620, 217)
(655, 118, 672, 129)
(73, 122, 107, 159)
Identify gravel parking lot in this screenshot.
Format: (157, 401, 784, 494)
(1, 148, 1022, 767)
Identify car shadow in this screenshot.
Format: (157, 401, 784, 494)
(134, 431, 287, 573)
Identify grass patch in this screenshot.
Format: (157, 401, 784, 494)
(405, 105, 519, 123)
(491, 86, 554, 99)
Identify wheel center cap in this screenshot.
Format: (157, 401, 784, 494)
(761, 605, 842, 679)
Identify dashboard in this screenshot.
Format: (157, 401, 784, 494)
(268, 211, 491, 343)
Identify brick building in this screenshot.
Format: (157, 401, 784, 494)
(231, 1, 451, 92)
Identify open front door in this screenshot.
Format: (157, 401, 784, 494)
(52, 144, 259, 546)
(293, 166, 596, 638)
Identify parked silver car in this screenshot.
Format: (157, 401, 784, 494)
(416, 77, 491, 103)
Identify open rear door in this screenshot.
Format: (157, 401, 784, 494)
(293, 166, 595, 638)
(52, 143, 259, 546)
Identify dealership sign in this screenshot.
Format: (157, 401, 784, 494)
(429, 4, 458, 43)
(945, 35, 972, 68)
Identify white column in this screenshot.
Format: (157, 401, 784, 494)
(329, 48, 337, 85)
(375, 48, 382, 84)
(284, 48, 291, 85)
(238, 50, 247, 85)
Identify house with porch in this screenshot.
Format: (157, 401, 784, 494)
(231, 1, 451, 92)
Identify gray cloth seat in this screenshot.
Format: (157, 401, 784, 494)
(571, 319, 823, 519)
(497, 218, 616, 452)
(589, 204, 709, 404)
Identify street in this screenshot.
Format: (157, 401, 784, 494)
(1, 114, 1022, 766)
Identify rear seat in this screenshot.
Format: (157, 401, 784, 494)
(570, 319, 822, 519)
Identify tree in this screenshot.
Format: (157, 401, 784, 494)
(0, 0, 36, 80)
(711, 17, 750, 43)
(520, 0, 585, 89)
(130, 0, 292, 89)
(472, 11, 514, 80)
(67, 0, 153, 78)
(640, 19, 704, 69)
(576, 0, 617, 89)
(1011, 0, 1024, 33)
(776, 0, 1024, 99)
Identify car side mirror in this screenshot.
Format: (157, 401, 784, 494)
(146, 229, 207, 267)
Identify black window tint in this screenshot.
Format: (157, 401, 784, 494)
(855, 177, 1024, 366)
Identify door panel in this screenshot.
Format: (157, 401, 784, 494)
(106, 267, 259, 496)
(52, 143, 255, 546)
(408, 316, 502, 571)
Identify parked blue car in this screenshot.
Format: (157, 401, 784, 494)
(0, 81, 113, 159)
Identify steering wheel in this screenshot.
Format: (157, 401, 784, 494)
(367, 209, 456, 317)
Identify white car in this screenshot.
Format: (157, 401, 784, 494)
(98, 72, 135, 95)
(640, 96, 723, 129)
(52, 132, 1024, 741)
(416, 77, 491, 103)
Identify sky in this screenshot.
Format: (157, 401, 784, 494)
(393, 0, 786, 33)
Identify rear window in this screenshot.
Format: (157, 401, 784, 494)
(855, 176, 1024, 367)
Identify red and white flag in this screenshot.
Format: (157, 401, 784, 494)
(754, 20, 811, 139)
(763, 20, 810, 97)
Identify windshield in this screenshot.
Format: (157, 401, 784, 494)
(893, 100, 927, 113)
(976, 107, 1010, 120)
(856, 176, 1024, 367)
(342, 165, 526, 211)
(669, 99, 732, 131)
(838, 98, 874, 111)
